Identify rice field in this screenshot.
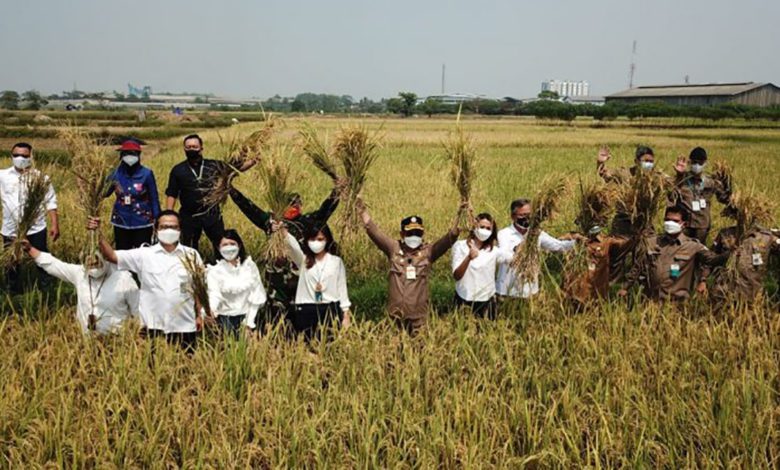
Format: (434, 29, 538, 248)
(2, 113, 780, 467)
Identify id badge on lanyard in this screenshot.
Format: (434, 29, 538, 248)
(405, 265, 417, 280)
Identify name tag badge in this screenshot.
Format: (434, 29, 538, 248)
(123, 195, 132, 206)
(405, 265, 417, 280)
(691, 200, 701, 212)
(588, 262, 597, 272)
(699, 198, 707, 209)
(752, 253, 764, 266)
(670, 263, 681, 279)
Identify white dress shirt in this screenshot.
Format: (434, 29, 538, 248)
(0, 167, 57, 237)
(451, 239, 512, 302)
(35, 252, 138, 334)
(116, 243, 202, 333)
(286, 233, 351, 311)
(495, 225, 575, 298)
(206, 257, 267, 329)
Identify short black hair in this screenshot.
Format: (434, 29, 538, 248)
(155, 210, 181, 228)
(11, 142, 32, 152)
(635, 145, 654, 160)
(183, 134, 203, 146)
(510, 198, 531, 212)
(689, 147, 707, 162)
(218, 229, 247, 263)
(665, 205, 690, 223)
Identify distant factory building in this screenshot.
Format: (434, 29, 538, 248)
(424, 93, 489, 105)
(606, 82, 780, 107)
(541, 80, 590, 98)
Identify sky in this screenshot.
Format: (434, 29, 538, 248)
(1, 0, 778, 100)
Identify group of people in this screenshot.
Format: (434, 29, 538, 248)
(2, 135, 779, 349)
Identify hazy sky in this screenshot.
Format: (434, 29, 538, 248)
(1, 0, 778, 100)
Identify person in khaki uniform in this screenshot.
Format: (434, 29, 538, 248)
(563, 229, 631, 307)
(671, 147, 731, 244)
(358, 200, 460, 334)
(620, 206, 727, 302)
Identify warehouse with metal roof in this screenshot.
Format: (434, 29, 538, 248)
(605, 82, 780, 107)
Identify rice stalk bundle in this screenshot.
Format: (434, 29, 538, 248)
(257, 146, 297, 262)
(1, 170, 52, 267)
(710, 160, 733, 195)
(298, 123, 338, 180)
(181, 250, 211, 317)
(574, 178, 615, 235)
(443, 124, 478, 229)
(510, 176, 569, 288)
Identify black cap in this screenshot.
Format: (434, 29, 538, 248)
(689, 147, 707, 162)
(635, 145, 654, 159)
(401, 215, 424, 231)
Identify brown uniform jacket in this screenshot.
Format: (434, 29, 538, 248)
(672, 172, 730, 230)
(365, 220, 458, 320)
(629, 233, 726, 301)
(712, 227, 780, 300)
(564, 235, 630, 303)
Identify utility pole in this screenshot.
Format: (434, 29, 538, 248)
(628, 40, 637, 89)
(441, 63, 446, 95)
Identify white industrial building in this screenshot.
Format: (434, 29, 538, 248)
(541, 80, 590, 98)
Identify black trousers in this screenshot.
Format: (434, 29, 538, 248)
(114, 226, 154, 250)
(166, 332, 198, 353)
(3, 229, 49, 294)
(180, 214, 224, 260)
(291, 302, 342, 342)
(218, 315, 245, 339)
(455, 294, 498, 320)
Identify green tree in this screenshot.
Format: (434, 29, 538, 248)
(537, 90, 560, 100)
(0, 90, 20, 109)
(398, 92, 418, 117)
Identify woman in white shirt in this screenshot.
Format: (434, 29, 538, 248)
(207, 229, 266, 338)
(283, 224, 351, 342)
(451, 213, 509, 319)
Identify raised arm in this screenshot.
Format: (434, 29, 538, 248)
(309, 182, 342, 223)
(284, 230, 305, 268)
(87, 217, 118, 264)
(23, 240, 81, 284)
(358, 200, 396, 257)
(229, 187, 272, 232)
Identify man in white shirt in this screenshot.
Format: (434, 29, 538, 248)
(496, 198, 577, 298)
(1, 142, 59, 294)
(89, 210, 205, 351)
(22, 240, 139, 335)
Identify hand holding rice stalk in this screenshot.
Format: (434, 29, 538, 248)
(1, 170, 53, 267)
(443, 124, 478, 230)
(180, 250, 212, 320)
(199, 116, 278, 213)
(510, 176, 569, 288)
(257, 146, 297, 262)
(58, 127, 115, 265)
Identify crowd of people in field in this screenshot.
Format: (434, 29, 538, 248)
(3, 134, 778, 351)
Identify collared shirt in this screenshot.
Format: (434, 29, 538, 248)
(563, 235, 629, 303)
(364, 220, 458, 320)
(673, 172, 730, 230)
(451, 239, 511, 302)
(35, 252, 138, 334)
(0, 167, 57, 237)
(109, 164, 161, 229)
(495, 225, 576, 298)
(116, 243, 203, 333)
(712, 226, 780, 301)
(206, 257, 267, 328)
(285, 233, 351, 311)
(165, 159, 228, 219)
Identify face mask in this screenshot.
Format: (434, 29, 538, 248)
(308, 240, 326, 254)
(185, 150, 202, 161)
(87, 265, 107, 279)
(12, 156, 31, 170)
(220, 245, 240, 261)
(474, 228, 492, 242)
(640, 161, 655, 171)
(690, 163, 705, 175)
(283, 206, 301, 220)
(515, 217, 530, 229)
(404, 236, 423, 249)
(122, 155, 139, 166)
(588, 226, 602, 236)
(663, 220, 683, 235)
(157, 228, 181, 245)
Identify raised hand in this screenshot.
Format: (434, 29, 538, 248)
(597, 146, 611, 164)
(674, 155, 687, 174)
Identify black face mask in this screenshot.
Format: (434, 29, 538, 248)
(185, 150, 202, 161)
(514, 217, 530, 229)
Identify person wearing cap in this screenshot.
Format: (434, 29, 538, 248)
(670, 147, 731, 244)
(106, 139, 161, 250)
(358, 199, 461, 334)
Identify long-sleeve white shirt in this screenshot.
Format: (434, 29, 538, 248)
(0, 167, 57, 237)
(34, 252, 138, 334)
(495, 225, 575, 298)
(451, 239, 512, 302)
(116, 243, 202, 333)
(285, 232, 351, 311)
(206, 257, 266, 329)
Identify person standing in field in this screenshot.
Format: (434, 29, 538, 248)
(165, 134, 256, 258)
(228, 180, 342, 332)
(619, 206, 727, 302)
(357, 199, 462, 335)
(495, 199, 578, 300)
(89, 210, 207, 351)
(21, 239, 139, 335)
(206, 229, 266, 339)
(671, 147, 731, 244)
(451, 212, 509, 319)
(1, 142, 59, 294)
(106, 139, 161, 249)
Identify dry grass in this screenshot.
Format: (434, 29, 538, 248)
(256, 146, 297, 261)
(443, 124, 478, 229)
(181, 250, 211, 316)
(0, 169, 53, 267)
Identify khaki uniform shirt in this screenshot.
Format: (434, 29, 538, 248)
(673, 172, 730, 230)
(712, 227, 780, 300)
(565, 235, 630, 303)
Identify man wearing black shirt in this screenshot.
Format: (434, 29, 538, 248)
(165, 134, 256, 257)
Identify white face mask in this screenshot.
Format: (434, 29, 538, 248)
(87, 265, 107, 279)
(474, 228, 492, 242)
(157, 228, 180, 245)
(12, 156, 31, 170)
(690, 163, 705, 175)
(663, 220, 683, 235)
(588, 225, 602, 236)
(640, 161, 655, 171)
(308, 240, 326, 254)
(220, 245, 240, 261)
(122, 155, 140, 166)
(404, 236, 423, 249)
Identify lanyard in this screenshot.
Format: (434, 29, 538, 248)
(87, 275, 108, 330)
(189, 162, 204, 181)
(311, 256, 329, 286)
